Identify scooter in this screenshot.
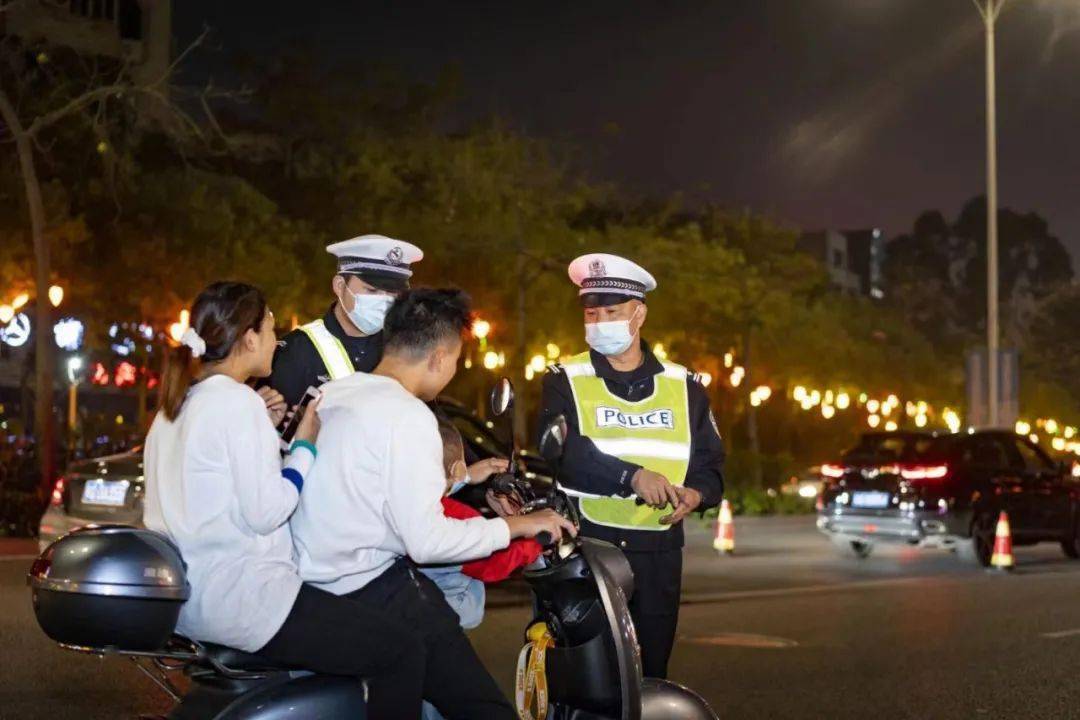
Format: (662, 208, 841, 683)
(488, 377, 718, 720)
(28, 524, 370, 719)
(27, 378, 715, 719)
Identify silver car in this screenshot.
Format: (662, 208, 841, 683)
(38, 450, 145, 552)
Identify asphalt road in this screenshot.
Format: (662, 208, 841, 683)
(5, 516, 1080, 719)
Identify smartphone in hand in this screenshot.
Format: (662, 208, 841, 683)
(278, 386, 321, 452)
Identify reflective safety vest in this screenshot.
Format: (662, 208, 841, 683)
(562, 351, 692, 531)
(298, 319, 355, 381)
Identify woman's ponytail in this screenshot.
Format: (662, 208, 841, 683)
(159, 344, 201, 421)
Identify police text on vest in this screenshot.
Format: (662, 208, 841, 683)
(594, 407, 675, 430)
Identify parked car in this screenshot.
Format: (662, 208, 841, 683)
(816, 430, 1080, 566)
(38, 398, 552, 551)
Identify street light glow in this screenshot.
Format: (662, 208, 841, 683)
(169, 309, 190, 343)
(48, 285, 64, 307)
(471, 318, 491, 340)
(12, 293, 29, 310)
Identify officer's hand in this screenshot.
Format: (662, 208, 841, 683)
(468, 457, 510, 484)
(632, 469, 680, 509)
(504, 509, 577, 544)
(294, 395, 322, 445)
(258, 387, 288, 427)
(660, 486, 703, 525)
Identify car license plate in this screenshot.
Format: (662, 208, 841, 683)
(81, 479, 129, 507)
(851, 491, 891, 509)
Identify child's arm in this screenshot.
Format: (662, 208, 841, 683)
(440, 497, 543, 583)
(461, 538, 542, 584)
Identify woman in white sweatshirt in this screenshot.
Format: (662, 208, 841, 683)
(144, 281, 424, 719)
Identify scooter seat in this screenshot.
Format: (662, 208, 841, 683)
(200, 642, 295, 673)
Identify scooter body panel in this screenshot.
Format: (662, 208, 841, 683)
(169, 672, 367, 720)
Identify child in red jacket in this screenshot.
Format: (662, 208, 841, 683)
(418, 419, 542, 630)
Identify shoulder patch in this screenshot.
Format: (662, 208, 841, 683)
(689, 370, 704, 385)
(545, 363, 564, 375)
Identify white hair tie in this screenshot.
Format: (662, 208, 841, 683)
(180, 327, 206, 359)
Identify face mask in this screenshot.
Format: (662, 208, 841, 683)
(449, 472, 470, 496)
(585, 307, 641, 356)
(345, 290, 393, 335)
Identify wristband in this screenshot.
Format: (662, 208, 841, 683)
(290, 439, 317, 459)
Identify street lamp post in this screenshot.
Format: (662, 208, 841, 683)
(974, 0, 1006, 427)
(66, 356, 83, 455)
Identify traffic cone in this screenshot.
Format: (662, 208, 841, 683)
(713, 499, 735, 554)
(989, 510, 1014, 571)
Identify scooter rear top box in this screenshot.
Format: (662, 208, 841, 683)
(29, 525, 190, 651)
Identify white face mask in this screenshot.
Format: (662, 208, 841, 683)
(585, 307, 641, 356)
(344, 290, 393, 335)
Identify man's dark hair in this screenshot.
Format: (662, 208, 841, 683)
(383, 288, 473, 361)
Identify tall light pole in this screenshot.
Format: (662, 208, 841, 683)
(66, 356, 84, 456)
(974, 0, 1006, 427)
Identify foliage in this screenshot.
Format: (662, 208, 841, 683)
(3, 49, 1079, 513)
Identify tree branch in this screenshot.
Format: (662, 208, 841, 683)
(23, 27, 212, 138)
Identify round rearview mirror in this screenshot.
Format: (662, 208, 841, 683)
(490, 378, 515, 417)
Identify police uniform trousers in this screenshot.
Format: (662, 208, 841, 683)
(623, 547, 683, 680)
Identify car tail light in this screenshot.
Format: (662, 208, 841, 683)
(50, 477, 65, 507)
(820, 463, 846, 479)
(899, 464, 950, 481)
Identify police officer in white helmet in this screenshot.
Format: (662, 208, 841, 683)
(269, 234, 423, 407)
(537, 253, 725, 680)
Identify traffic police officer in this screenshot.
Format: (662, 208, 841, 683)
(537, 253, 725, 680)
(269, 234, 423, 406)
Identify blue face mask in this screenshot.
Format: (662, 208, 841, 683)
(585, 307, 641, 356)
(449, 473, 471, 496)
(345, 290, 394, 335)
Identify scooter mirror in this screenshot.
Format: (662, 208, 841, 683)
(539, 415, 568, 466)
(490, 377, 515, 417)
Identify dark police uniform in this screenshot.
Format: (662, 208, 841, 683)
(537, 253, 724, 680)
(268, 234, 422, 407)
(269, 304, 385, 407)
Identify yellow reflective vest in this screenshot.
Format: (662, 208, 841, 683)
(298, 319, 355, 381)
(561, 351, 692, 531)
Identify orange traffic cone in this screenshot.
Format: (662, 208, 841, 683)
(989, 510, 1014, 571)
(713, 499, 735, 554)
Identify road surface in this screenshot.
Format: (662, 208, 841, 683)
(4, 516, 1080, 719)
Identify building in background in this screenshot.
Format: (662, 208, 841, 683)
(0, 0, 171, 90)
(798, 228, 886, 299)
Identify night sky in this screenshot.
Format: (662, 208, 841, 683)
(176, 1, 1080, 261)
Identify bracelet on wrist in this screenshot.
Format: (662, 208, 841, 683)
(290, 439, 317, 458)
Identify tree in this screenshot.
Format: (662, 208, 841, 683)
(0, 27, 228, 492)
(884, 197, 1074, 352)
(1022, 284, 1080, 417)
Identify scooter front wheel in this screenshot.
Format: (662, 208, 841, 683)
(640, 678, 718, 720)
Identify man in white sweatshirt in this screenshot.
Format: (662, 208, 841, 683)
(291, 287, 573, 719)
